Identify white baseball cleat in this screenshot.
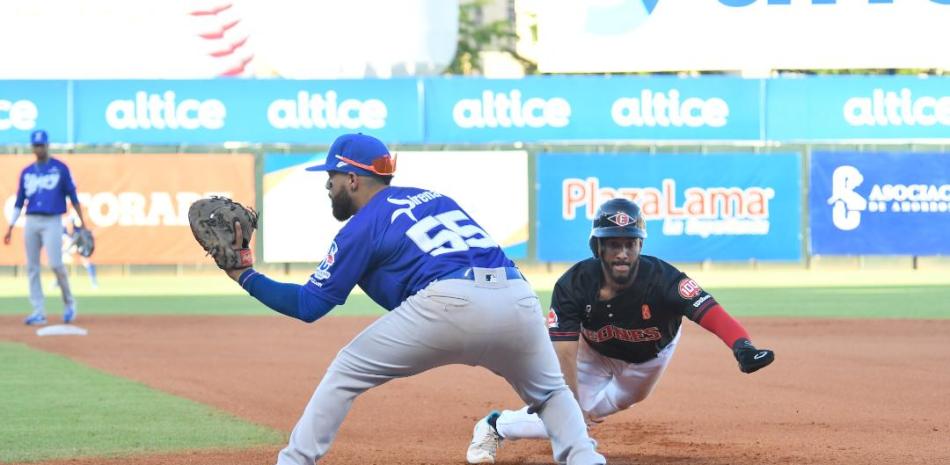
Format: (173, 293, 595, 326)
(467, 411, 502, 464)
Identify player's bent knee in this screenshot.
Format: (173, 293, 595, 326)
(527, 385, 573, 415)
(615, 392, 650, 411)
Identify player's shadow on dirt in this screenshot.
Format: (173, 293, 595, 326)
(512, 456, 739, 465)
(499, 422, 752, 465)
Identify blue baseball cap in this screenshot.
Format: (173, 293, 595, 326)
(306, 133, 396, 177)
(30, 130, 49, 145)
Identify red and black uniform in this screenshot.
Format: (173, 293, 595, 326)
(547, 255, 748, 362)
(470, 199, 774, 458)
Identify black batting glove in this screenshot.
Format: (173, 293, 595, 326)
(732, 338, 774, 374)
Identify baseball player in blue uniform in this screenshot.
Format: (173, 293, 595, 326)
(221, 133, 605, 465)
(4, 130, 85, 325)
(466, 198, 775, 463)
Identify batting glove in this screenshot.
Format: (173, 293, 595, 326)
(732, 339, 775, 374)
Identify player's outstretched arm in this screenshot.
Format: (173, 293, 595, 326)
(553, 340, 603, 424)
(696, 304, 775, 374)
(553, 340, 580, 399)
(234, 269, 334, 323)
(225, 223, 335, 323)
(188, 199, 335, 323)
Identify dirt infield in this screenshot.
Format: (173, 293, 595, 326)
(2, 315, 948, 465)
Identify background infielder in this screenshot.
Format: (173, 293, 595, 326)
(466, 198, 775, 464)
(3, 130, 85, 325)
(202, 133, 605, 465)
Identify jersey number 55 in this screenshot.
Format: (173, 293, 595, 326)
(407, 210, 497, 256)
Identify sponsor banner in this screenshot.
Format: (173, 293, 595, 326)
(0, 81, 69, 145)
(537, 153, 801, 262)
(424, 76, 762, 143)
(72, 80, 423, 144)
(5, 76, 944, 145)
(262, 151, 529, 263)
(810, 151, 950, 255)
(0, 0, 456, 79)
(535, 1, 950, 73)
(768, 77, 950, 141)
(0, 154, 254, 265)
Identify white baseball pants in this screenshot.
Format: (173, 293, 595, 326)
(275, 268, 605, 465)
(24, 214, 74, 314)
(495, 329, 681, 440)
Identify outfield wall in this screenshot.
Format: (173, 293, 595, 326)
(0, 75, 947, 265)
(1, 148, 947, 266)
(0, 154, 255, 265)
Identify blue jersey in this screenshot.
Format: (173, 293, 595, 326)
(14, 158, 79, 215)
(304, 186, 514, 311)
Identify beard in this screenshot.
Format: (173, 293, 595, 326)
(602, 258, 637, 286)
(330, 189, 357, 221)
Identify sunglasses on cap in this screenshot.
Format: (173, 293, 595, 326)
(336, 153, 397, 176)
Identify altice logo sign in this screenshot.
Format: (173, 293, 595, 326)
(0, 98, 38, 130)
(106, 91, 226, 130)
(843, 88, 950, 128)
(452, 90, 571, 129)
(611, 89, 729, 128)
(267, 91, 387, 130)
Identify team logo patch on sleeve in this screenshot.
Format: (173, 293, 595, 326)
(678, 278, 702, 299)
(546, 308, 559, 328)
(312, 241, 338, 281)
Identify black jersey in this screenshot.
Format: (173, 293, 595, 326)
(547, 255, 719, 364)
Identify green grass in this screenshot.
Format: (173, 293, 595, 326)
(0, 293, 385, 317)
(2, 284, 948, 320)
(703, 285, 950, 319)
(1, 272, 949, 319)
(0, 342, 283, 463)
(533, 284, 950, 319)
